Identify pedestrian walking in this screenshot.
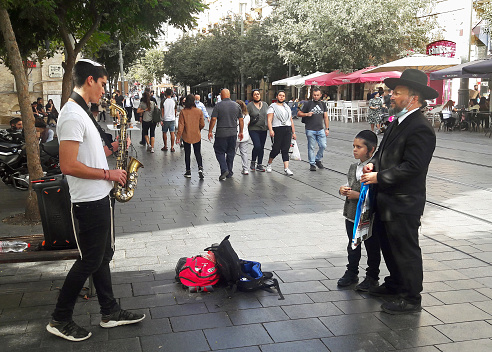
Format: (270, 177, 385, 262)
(297, 88, 329, 171)
(124, 93, 133, 122)
(265, 90, 296, 176)
(47, 59, 145, 342)
(338, 130, 381, 291)
(367, 92, 383, 133)
(195, 94, 210, 123)
(161, 88, 176, 152)
(208, 89, 243, 181)
(137, 91, 157, 153)
(176, 94, 205, 179)
(235, 100, 251, 175)
(247, 89, 268, 172)
(361, 69, 439, 314)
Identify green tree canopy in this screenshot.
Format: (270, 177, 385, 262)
(266, 0, 436, 73)
(127, 48, 167, 85)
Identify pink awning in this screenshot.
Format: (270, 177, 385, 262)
(304, 70, 344, 86)
(333, 67, 402, 85)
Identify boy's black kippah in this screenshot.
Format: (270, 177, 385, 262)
(355, 130, 378, 147)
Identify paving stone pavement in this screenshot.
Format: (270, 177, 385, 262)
(1, 115, 492, 351)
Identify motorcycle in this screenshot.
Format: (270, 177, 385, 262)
(0, 129, 61, 190)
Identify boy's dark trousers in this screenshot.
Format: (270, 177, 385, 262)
(345, 219, 381, 279)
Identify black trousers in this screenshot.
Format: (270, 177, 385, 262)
(250, 130, 267, 165)
(214, 135, 236, 174)
(52, 196, 119, 321)
(269, 126, 291, 162)
(125, 107, 133, 121)
(373, 211, 423, 304)
(345, 219, 381, 279)
(183, 141, 203, 170)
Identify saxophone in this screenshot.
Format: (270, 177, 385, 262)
(108, 101, 143, 202)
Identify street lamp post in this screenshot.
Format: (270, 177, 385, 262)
(239, 0, 247, 101)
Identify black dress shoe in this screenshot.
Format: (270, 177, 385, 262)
(337, 271, 358, 287)
(381, 298, 422, 315)
(368, 283, 398, 297)
(355, 276, 379, 292)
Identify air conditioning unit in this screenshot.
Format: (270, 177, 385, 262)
(13, 78, 34, 92)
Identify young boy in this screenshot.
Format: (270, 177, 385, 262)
(337, 130, 381, 291)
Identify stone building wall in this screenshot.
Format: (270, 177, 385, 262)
(0, 53, 64, 125)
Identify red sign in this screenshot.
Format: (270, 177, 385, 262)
(23, 60, 37, 68)
(426, 40, 456, 58)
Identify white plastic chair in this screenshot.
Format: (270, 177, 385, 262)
(333, 101, 344, 121)
(343, 101, 356, 123)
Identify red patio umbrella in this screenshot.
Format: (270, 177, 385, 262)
(333, 67, 401, 85)
(304, 70, 344, 86)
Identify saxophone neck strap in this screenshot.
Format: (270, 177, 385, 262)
(70, 91, 114, 153)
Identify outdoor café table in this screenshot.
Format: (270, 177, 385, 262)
(106, 123, 140, 158)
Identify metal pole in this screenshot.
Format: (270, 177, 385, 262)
(457, 0, 473, 109)
(118, 40, 125, 96)
(240, 3, 245, 101)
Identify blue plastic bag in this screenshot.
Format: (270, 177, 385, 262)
(352, 183, 372, 249)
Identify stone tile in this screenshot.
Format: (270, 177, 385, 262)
(434, 320, 492, 342)
(333, 298, 383, 314)
(132, 280, 179, 296)
(278, 280, 330, 294)
(425, 303, 492, 323)
(307, 290, 364, 303)
(281, 302, 343, 319)
(471, 300, 492, 315)
(216, 347, 260, 352)
(435, 338, 492, 352)
(150, 302, 208, 319)
(457, 266, 492, 279)
(0, 320, 27, 336)
(274, 268, 327, 282)
(205, 294, 263, 312)
(119, 293, 176, 309)
(20, 290, 59, 307)
(227, 307, 289, 325)
(320, 312, 390, 336)
(0, 332, 46, 350)
(264, 319, 330, 344)
(423, 270, 469, 282)
(286, 259, 333, 269)
(108, 316, 171, 339)
(257, 293, 313, 307)
(0, 293, 22, 309)
(444, 279, 485, 290)
(170, 312, 232, 332)
(260, 339, 330, 352)
(429, 289, 489, 304)
(379, 326, 452, 349)
(317, 266, 347, 280)
(397, 347, 440, 352)
(0, 305, 55, 322)
(321, 332, 394, 352)
(141, 330, 209, 352)
(375, 310, 443, 329)
(204, 324, 273, 350)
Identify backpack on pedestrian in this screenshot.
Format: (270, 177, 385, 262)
(151, 102, 161, 124)
(204, 235, 284, 299)
(175, 253, 220, 293)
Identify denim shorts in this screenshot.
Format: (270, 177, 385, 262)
(162, 120, 175, 132)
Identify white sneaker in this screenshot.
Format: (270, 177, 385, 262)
(146, 144, 151, 151)
(266, 164, 272, 173)
(150, 147, 154, 153)
(284, 168, 293, 176)
(241, 169, 249, 175)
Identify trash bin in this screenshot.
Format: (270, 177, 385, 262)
(32, 174, 77, 250)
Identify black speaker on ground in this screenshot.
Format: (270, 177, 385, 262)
(32, 175, 78, 250)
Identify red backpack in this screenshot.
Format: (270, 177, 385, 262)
(176, 255, 219, 292)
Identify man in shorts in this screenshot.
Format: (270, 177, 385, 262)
(161, 88, 176, 152)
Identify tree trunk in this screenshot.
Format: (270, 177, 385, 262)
(0, 6, 43, 221)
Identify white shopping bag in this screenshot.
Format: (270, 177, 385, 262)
(289, 139, 301, 161)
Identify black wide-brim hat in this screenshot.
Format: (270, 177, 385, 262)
(384, 69, 439, 100)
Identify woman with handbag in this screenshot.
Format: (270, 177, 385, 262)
(137, 91, 157, 153)
(247, 89, 268, 172)
(265, 90, 296, 176)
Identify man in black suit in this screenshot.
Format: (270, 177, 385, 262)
(361, 69, 438, 314)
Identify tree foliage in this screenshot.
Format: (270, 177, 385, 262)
(163, 17, 288, 87)
(267, 0, 436, 73)
(127, 48, 167, 85)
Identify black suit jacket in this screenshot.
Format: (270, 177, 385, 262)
(373, 109, 436, 221)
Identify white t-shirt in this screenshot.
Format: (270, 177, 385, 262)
(267, 103, 292, 127)
(163, 98, 176, 121)
(237, 114, 250, 142)
(57, 101, 112, 203)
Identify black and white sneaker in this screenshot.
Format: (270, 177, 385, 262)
(46, 320, 92, 342)
(100, 309, 145, 328)
(198, 168, 204, 179)
(184, 170, 191, 178)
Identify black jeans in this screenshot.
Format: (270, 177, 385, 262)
(249, 130, 267, 165)
(142, 120, 156, 138)
(214, 135, 236, 174)
(345, 219, 381, 279)
(269, 126, 291, 162)
(52, 196, 119, 322)
(125, 107, 133, 121)
(183, 141, 203, 171)
(374, 211, 423, 304)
